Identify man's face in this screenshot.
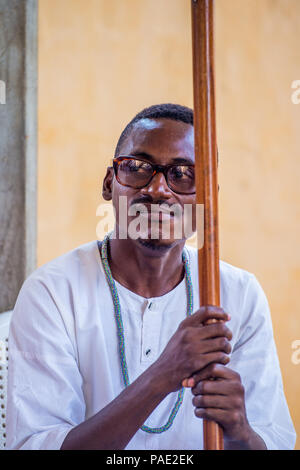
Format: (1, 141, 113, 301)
(103, 118, 196, 253)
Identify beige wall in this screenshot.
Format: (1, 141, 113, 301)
(38, 0, 300, 448)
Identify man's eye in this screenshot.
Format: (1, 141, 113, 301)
(172, 166, 193, 179)
(171, 167, 184, 178)
(126, 160, 151, 173)
(127, 161, 140, 171)
(126, 161, 145, 172)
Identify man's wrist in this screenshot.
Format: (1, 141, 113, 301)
(146, 360, 177, 397)
(225, 424, 267, 450)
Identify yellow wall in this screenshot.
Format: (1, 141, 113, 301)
(38, 0, 300, 448)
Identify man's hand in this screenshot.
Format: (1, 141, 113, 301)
(154, 306, 232, 393)
(191, 363, 266, 449)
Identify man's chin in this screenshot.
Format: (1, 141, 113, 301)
(136, 237, 175, 254)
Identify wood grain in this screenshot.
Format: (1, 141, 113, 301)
(191, 0, 223, 450)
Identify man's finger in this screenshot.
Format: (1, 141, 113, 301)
(180, 306, 230, 328)
(182, 353, 231, 388)
(200, 322, 233, 341)
(194, 407, 232, 426)
(192, 393, 232, 410)
(192, 363, 238, 384)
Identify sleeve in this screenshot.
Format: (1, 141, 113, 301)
(6, 275, 86, 450)
(229, 274, 296, 450)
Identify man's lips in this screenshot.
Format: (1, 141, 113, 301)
(135, 203, 175, 216)
(127, 203, 185, 226)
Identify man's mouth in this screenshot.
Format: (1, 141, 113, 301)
(133, 203, 175, 223)
(130, 202, 178, 214)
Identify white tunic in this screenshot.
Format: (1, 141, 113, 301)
(6, 240, 296, 450)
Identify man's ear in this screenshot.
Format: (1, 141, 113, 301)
(102, 166, 114, 201)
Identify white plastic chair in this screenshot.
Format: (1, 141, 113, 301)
(0, 311, 12, 450)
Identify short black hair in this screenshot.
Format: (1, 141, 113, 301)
(114, 103, 194, 157)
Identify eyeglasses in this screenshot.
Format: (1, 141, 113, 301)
(113, 156, 195, 195)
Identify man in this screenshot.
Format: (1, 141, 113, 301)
(6, 104, 296, 450)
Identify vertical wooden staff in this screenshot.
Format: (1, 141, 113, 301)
(191, 0, 224, 450)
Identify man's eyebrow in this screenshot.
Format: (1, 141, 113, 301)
(132, 152, 194, 165)
(131, 151, 155, 161)
(171, 157, 194, 165)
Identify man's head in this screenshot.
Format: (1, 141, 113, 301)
(114, 103, 193, 158)
(103, 103, 196, 254)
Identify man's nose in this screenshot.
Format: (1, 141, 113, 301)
(141, 172, 173, 200)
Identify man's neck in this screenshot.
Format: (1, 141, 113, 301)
(107, 237, 186, 298)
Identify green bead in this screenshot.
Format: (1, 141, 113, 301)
(100, 233, 194, 434)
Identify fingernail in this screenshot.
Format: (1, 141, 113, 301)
(188, 378, 195, 388)
(182, 378, 195, 388)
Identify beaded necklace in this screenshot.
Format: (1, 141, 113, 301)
(99, 234, 194, 434)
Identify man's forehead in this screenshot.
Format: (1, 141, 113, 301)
(120, 118, 194, 158)
(134, 118, 162, 131)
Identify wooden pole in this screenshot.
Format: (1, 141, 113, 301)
(191, 0, 224, 450)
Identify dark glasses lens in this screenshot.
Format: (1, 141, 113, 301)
(167, 165, 195, 194)
(116, 158, 153, 188)
(115, 158, 195, 194)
